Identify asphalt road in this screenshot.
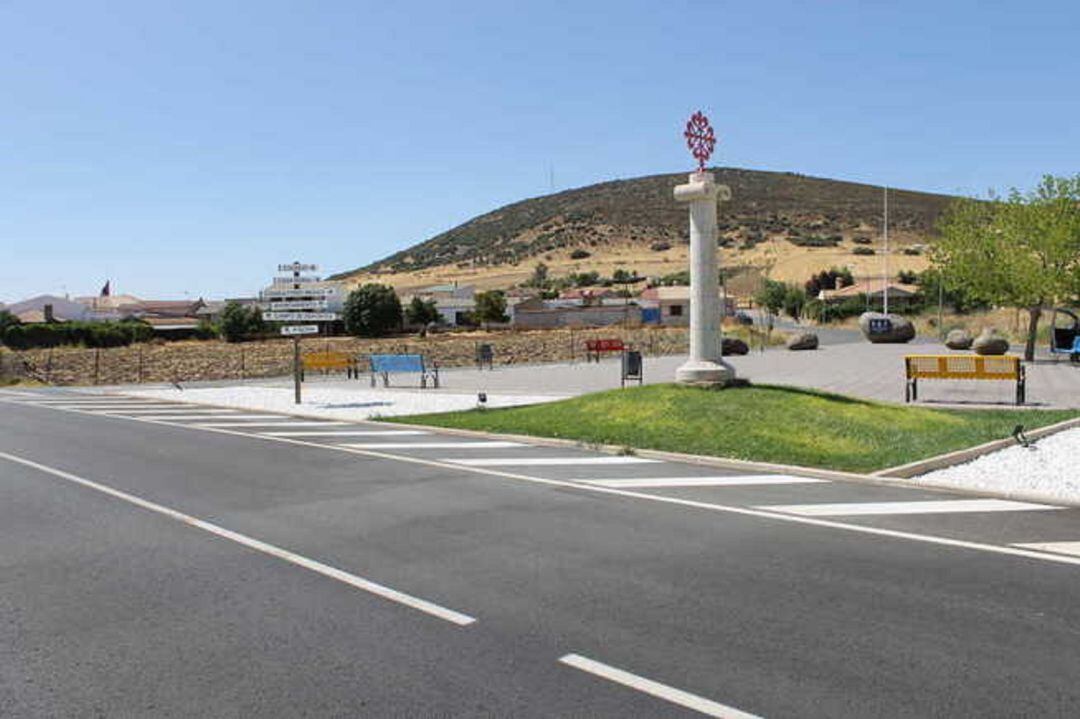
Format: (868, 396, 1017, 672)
(4, 389, 1080, 717)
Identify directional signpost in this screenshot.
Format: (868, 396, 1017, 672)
(260, 262, 341, 404)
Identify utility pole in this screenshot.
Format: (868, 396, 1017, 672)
(883, 186, 890, 315)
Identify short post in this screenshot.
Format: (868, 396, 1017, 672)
(293, 336, 301, 404)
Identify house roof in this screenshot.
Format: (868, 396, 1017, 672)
(821, 282, 918, 300)
(74, 294, 142, 310)
(7, 295, 89, 321)
(141, 316, 201, 330)
(118, 299, 206, 317)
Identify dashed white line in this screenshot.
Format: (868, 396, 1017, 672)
(577, 475, 827, 488)
(342, 441, 523, 450)
(0, 449, 476, 626)
(762, 499, 1060, 517)
(447, 456, 660, 466)
(559, 654, 761, 718)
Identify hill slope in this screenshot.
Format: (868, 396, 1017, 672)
(332, 167, 957, 293)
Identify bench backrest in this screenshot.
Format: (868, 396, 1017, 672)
(905, 354, 1021, 380)
(370, 353, 426, 373)
(586, 339, 625, 352)
(303, 351, 353, 370)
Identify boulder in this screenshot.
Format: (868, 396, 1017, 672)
(858, 312, 915, 344)
(721, 337, 749, 356)
(944, 329, 973, 350)
(972, 328, 1010, 355)
(786, 332, 819, 350)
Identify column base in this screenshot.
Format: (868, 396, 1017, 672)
(675, 359, 735, 387)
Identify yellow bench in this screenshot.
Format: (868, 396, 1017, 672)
(904, 354, 1025, 405)
(301, 351, 358, 380)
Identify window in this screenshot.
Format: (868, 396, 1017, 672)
(669, 304, 683, 317)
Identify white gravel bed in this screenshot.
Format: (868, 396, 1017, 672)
(915, 427, 1080, 504)
(124, 385, 567, 421)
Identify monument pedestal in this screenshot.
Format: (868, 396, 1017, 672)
(674, 171, 734, 387)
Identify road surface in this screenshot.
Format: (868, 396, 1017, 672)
(3, 387, 1080, 717)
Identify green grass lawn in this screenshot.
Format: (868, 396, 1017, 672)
(386, 384, 1078, 473)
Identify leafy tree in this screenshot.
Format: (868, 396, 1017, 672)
(755, 278, 788, 316)
(405, 296, 440, 326)
(933, 175, 1080, 359)
(782, 285, 807, 320)
(805, 267, 855, 296)
(474, 290, 509, 325)
(220, 301, 257, 343)
(0, 309, 19, 343)
(525, 262, 549, 288)
(343, 284, 402, 337)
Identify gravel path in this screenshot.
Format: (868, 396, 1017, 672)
(916, 428, 1080, 503)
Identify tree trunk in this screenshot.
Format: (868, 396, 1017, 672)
(1024, 305, 1042, 361)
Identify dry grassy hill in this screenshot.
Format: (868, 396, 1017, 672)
(331, 167, 956, 295)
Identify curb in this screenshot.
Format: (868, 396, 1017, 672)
(874, 416, 1080, 478)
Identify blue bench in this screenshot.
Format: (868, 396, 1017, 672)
(369, 353, 440, 389)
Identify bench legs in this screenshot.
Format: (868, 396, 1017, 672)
(905, 378, 917, 403)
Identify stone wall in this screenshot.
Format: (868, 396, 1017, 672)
(3, 327, 694, 387)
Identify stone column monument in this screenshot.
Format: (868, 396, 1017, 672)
(674, 112, 734, 387)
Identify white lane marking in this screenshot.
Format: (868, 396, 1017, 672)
(13, 399, 1080, 570)
(762, 499, 1061, 516)
(44, 403, 185, 410)
(0, 390, 61, 397)
(1013, 541, 1080, 557)
(341, 441, 523, 450)
(194, 421, 351, 428)
(0, 449, 476, 626)
(110, 414, 262, 421)
(96, 408, 239, 415)
(261, 430, 429, 437)
(559, 654, 761, 718)
(578, 475, 828, 488)
(447, 456, 660, 466)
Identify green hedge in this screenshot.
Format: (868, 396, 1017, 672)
(2, 320, 154, 349)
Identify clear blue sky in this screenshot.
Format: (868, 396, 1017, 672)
(3, 1, 1079, 304)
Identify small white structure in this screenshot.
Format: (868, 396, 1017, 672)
(673, 171, 734, 386)
(406, 283, 476, 326)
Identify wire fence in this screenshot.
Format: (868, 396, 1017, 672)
(0, 327, 697, 387)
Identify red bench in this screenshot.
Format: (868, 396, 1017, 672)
(585, 338, 625, 362)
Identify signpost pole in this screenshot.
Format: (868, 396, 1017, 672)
(293, 336, 301, 404)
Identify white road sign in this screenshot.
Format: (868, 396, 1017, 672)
(280, 324, 320, 336)
(261, 287, 336, 299)
(273, 275, 322, 286)
(263, 311, 340, 322)
(259, 300, 329, 311)
(278, 263, 318, 272)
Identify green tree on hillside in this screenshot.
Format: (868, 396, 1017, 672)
(343, 284, 402, 337)
(755, 279, 788, 317)
(933, 175, 1080, 360)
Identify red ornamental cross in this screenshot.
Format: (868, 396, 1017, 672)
(684, 111, 716, 171)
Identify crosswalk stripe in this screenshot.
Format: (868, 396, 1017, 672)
(761, 499, 1061, 516)
(1013, 541, 1080, 557)
(98, 408, 237, 415)
(342, 441, 523, 450)
(445, 456, 660, 466)
(42, 403, 183, 409)
(116, 414, 279, 421)
(576, 475, 828, 488)
(260, 430, 429, 437)
(194, 421, 351, 429)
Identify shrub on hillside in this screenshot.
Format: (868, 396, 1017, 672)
(853, 246, 876, 255)
(852, 236, 873, 244)
(569, 248, 591, 260)
(650, 241, 672, 252)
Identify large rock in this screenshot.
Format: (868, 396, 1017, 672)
(858, 312, 915, 344)
(721, 337, 749, 356)
(945, 329, 973, 350)
(786, 332, 819, 350)
(972, 328, 1010, 355)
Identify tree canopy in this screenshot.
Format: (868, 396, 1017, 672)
(933, 175, 1080, 359)
(343, 284, 402, 337)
